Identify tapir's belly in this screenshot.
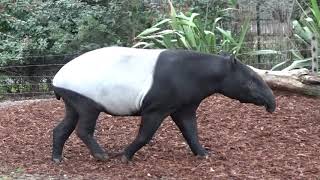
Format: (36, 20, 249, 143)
(53, 47, 164, 115)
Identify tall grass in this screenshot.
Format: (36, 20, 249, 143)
(133, 0, 250, 56)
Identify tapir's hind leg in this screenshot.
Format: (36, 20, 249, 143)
(76, 108, 108, 161)
(52, 100, 79, 163)
(170, 104, 208, 157)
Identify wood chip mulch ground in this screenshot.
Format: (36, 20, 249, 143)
(0, 91, 319, 179)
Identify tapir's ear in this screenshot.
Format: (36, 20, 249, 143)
(229, 54, 237, 70)
(230, 54, 236, 64)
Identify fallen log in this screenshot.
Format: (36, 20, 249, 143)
(249, 66, 320, 97)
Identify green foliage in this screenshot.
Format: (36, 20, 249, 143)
(216, 17, 250, 55)
(0, 0, 154, 65)
(133, 0, 250, 55)
(0, 0, 160, 96)
(293, 0, 320, 46)
(271, 0, 320, 71)
(134, 10, 220, 53)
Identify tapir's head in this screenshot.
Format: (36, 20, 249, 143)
(219, 54, 276, 113)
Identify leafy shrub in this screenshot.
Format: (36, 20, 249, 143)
(0, 0, 157, 65)
(133, 0, 250, 55)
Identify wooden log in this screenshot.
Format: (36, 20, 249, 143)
(249, 66, 320, 97)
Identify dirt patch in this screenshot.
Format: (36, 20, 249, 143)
(0, 91, 320, 179)
(0, 99, 53, 109)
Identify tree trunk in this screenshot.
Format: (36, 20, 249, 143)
(249, 66, 320, 97)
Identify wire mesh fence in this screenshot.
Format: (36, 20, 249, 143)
(0, 54, 77, 101)
(0, 46, 314, 101)
(0, 0, 316, 100)
(0, 66, 58, 101)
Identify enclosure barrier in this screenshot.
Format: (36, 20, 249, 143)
(1, 0, 318, 100)
(311, 34, 319, 73)
(0, 44, 314, 101)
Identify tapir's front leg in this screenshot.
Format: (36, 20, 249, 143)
(171, 104, 208, 157)
(122, 112, 166, 162)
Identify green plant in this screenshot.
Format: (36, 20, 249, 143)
(0, 0, 155, 66)
(133, 0, 250, 55)
(216, 17, 250, 55)
(271, 0, 320, 71)
(292, 0, 319, 50)
(0, 0, 161, 96)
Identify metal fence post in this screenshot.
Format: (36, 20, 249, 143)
(311, 34, 318, 74)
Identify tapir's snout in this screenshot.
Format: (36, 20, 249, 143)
(250, 86, 276, 113)
(265, 101, 276, 113)
(264, 90, 276, 113)
(238, 87, 276, 113)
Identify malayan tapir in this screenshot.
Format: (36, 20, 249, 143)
(52, 46, 276, 163)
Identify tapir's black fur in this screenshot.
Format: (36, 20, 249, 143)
(52, 49, 276, 163)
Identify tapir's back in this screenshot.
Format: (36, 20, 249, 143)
(53, 47, 164, 115)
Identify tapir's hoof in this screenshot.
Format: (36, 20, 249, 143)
(93, 153, 109, 161)
(52, 157, 62, 164)
(197, 154, 209, 160)
(121, 155, 131, 164)
(196, 151, 209, 160)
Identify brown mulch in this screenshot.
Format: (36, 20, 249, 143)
(0, 91, 320, 179)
